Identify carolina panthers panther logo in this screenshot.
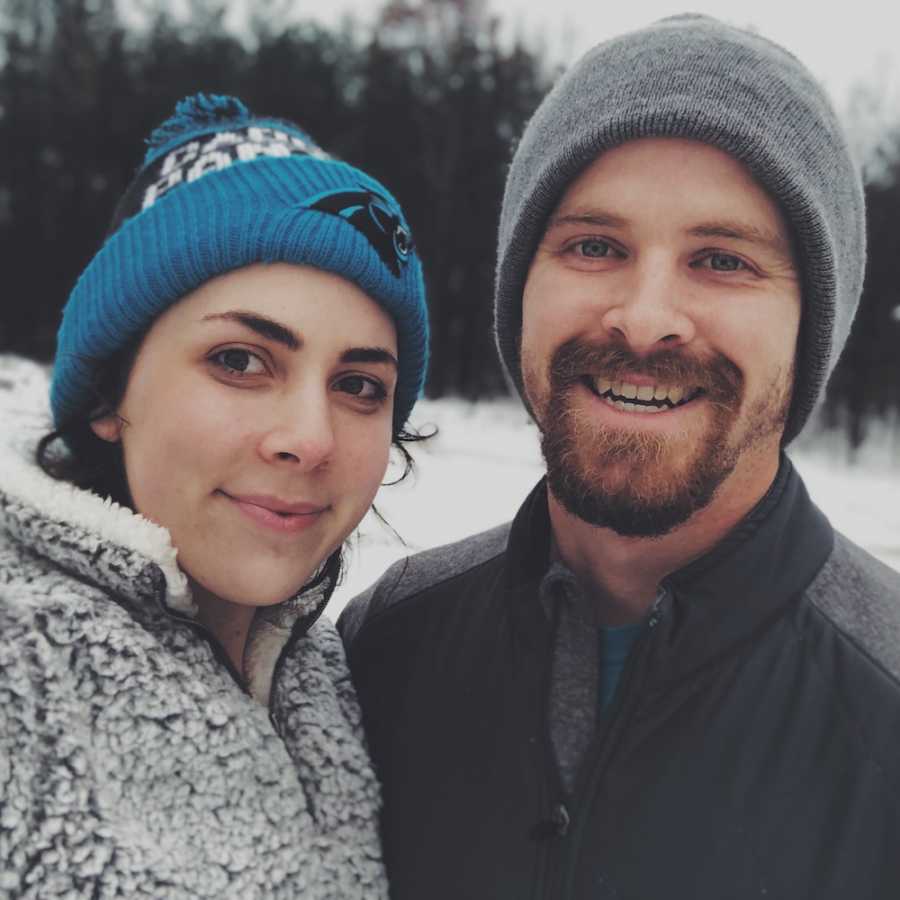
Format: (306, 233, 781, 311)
(306, 188, 413, 277)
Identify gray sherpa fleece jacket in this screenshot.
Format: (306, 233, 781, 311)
(0, 356, 387, 899)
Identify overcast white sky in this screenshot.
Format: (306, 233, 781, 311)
(283, 0, 899, 110)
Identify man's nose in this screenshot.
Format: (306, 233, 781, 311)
(257, 390, 336, 472)
(599, 260, 695, 354)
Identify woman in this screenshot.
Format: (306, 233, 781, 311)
(0, 94, 428, 898)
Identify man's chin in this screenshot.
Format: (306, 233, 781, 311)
(543, 428, 736, 538)
(547, 465, 726, 538)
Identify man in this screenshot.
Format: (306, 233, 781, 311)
(339, 14, 900, 900)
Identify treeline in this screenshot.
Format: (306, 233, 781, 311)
(1, 0, 899, 446)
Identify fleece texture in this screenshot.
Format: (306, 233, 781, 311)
(0, 356, 387, 899)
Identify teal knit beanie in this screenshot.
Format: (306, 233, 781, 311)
(52, 93, 429, 434)
(495, 14, 866, 445)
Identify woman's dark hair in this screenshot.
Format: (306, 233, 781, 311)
(36, 343, 140, 509)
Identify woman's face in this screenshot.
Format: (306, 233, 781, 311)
(93, 263, 397, 609)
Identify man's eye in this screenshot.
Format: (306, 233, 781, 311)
(700, 253, 746, 272)
(336, 374, 386, 401)
(575, 239, 614, 259)
(210, 348, 267, 376)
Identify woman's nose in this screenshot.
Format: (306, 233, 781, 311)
(257, 392, 336, 472)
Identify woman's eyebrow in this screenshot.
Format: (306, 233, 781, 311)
(201, 311, 300, 350)
(341, 347, 399, 369)
(201, 314, 397, 367)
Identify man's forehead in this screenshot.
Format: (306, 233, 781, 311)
(544, 138, 797, 264)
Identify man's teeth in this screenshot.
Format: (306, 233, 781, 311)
(592, 377, 691, 409)
(610, 399, 665, 413)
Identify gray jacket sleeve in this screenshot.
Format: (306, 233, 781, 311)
(337, 523, 513, 649)
(338, 557, 410, 649)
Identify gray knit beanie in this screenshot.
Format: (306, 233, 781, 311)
(495, 13, 866, 445)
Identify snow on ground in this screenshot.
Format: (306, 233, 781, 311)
(328, 398, 900, 616)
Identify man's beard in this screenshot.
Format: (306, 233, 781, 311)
(525, 339, 791, 538)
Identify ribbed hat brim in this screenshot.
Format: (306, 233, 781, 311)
(52, 155, 428, 431)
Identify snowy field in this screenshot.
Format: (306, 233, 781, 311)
(329, 398, 900, 616)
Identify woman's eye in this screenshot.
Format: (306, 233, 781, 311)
(336, 374, 386, 402)
(210, 348, 267, 376)
(575, 239, 614, 259)
(699, 252, 747, 272)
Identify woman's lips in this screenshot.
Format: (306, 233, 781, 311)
(221, 492, 326, 534)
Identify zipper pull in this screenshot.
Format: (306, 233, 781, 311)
(646, 587, 670, 630)
(551, 802, 570, 837)
(531, 802, 570, 839)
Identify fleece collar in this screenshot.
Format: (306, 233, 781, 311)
(0, 357, 193, 616)
(0, 356, 332, 703)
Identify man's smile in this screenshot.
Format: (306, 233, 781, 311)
(584, 376, 704, 413)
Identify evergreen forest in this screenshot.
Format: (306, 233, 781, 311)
(2, 0, 899, 447)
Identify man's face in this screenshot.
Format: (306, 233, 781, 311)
(521, 137, 802, 537)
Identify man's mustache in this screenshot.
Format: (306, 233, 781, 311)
(548, 338, 743, 406)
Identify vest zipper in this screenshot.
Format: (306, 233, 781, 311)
(554, 588, 669, 900)
(532, 602, 572, 900)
